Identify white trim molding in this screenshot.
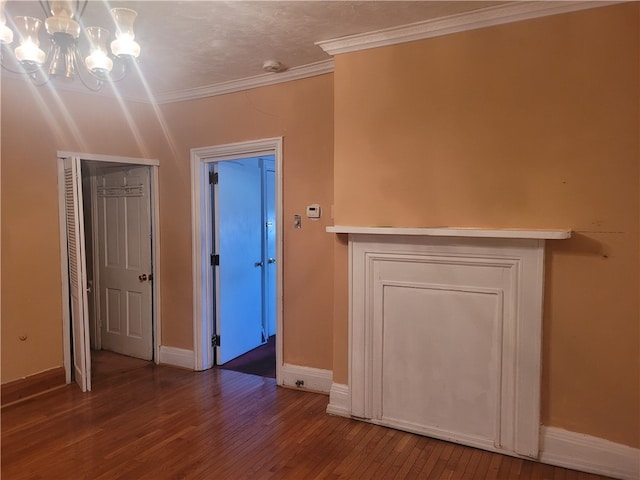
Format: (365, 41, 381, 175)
(158, 346, 195, 370)
(156, 60, 334, 104)
(327, 383, 350, 417)
(327, 225, 571, 240)
(281, 364, 332, 394)
(57, 151, 160, 166)
(316, 1, 619, 56)
(540, 427, 640, 480)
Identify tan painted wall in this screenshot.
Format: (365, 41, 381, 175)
(331, 4, 639, 448)
(157, 75, 335, 366)
(1, 73, 334, 382)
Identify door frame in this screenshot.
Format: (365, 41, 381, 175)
(190, 138, 283, 383)
(58, 151, 161, 384)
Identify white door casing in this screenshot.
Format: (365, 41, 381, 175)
(191, 138, 283, 381)
(62, 156, 92, 392)
(263, 161, 276, 337)
(95, 165, 153, 360)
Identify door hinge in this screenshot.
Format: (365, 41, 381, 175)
(211, 334, 220, 347)
(209, 171, 219, 185)
(210, 254, 220, 266)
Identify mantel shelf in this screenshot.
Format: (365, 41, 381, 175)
(326, 225, 571, 240)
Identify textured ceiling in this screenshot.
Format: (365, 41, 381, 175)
(3, 1, 505, 100)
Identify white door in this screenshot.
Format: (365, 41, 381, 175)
(214, 160, 264, 364)
(95, 165, 153, 360)
(63, 157, 91, 392)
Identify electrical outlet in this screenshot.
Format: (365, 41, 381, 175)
(295, 379, 304, 387)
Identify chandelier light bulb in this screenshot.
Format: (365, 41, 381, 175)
(0, 22, 12, 44)
(14, 16, 46, 65)
(85, 27, 113, 74)
(0, 0, 13, 44)
(110, 8, 140, 58)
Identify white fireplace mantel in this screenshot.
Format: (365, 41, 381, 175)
(327, 224, 572, 461)
(326, 225, 571, 240)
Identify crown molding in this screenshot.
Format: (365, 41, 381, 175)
(2, 59, 334, 105)
(316, 1, 621, 56)
(154, 59, 334, 104)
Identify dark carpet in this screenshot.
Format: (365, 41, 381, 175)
(216, 335, 276, 378)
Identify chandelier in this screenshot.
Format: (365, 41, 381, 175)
(0, 0, 141, 91)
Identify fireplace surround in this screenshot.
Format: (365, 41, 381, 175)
(327, 226, 570, 459)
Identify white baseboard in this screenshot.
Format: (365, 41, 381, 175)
(158, 346, 194, 370)
(326, 382, 350, 416)
(325, 383, 639, 479)
(540, 426, 639, 480)
(280, 363, 332, 394)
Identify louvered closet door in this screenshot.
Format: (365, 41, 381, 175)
(63, 157, 91, 392)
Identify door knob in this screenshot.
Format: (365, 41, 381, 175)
(138, 273, 148, 281)
(254, 261, 264, 267)
(268, 258, 276, 264)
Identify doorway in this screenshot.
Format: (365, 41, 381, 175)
(190, 138, 283, 384)
(58, 152, 161, 392)
(84, 162, 154, 357)
(211, 156, 276, 377)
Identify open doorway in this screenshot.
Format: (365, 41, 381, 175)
(211, 156, 276, 378)
(190, 138, 283, 384)
(58, 153, 160, 392)
(83, 162, 155, 383)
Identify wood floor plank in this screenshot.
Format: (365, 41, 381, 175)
(0, 355, 620, 480)
(461, 447, 484, 479)
(441, 443, 471, 479)
(391, 442, 425, 479)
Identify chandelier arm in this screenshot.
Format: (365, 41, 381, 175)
(1, 60, 31, 75)
(107, 58, 131, 83)
(39, 1, 50, 18)
(7, 65, 52, 87)
(77, 0, 88, 19)
(1, 54, 45, 80)
(1, 46, 27, 75)
(27, 69, 52, 87)
(71, 46, 103, 92)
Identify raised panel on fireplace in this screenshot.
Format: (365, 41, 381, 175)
(376, 283, 503, 449)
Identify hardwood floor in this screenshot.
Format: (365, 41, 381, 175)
(1, 358, 616, 480)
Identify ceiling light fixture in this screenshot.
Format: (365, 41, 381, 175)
(0, 0, 141, 91)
